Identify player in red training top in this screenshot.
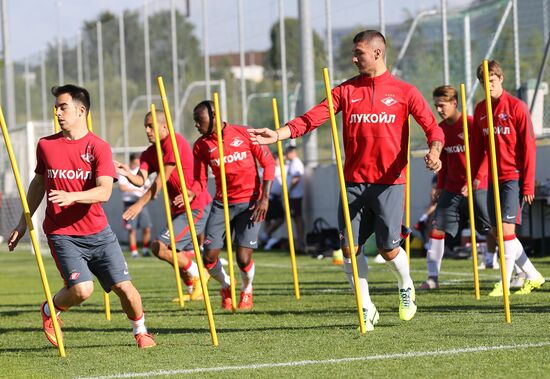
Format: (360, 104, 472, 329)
(249, 30, 444, 330)
(114, 110, 212, 302)
(190, 100, 275, 311)
(8, 85, 155, 349)
(419, 85, 491, 290)
(472, 60, 544, 297)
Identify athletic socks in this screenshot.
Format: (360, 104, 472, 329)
(183, 259, 199, 278)
(206, 258, 231, 288)
(385, 247, 414, 289)
(343, 254, 373, 309)
(43, 299, 63, 317)
(509, 236, 541, 280)
(240, 260, 255, 293)
(426, 234, 445, 279)
(128, 313, 147, 335)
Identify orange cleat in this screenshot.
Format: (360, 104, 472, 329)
(40, 301, 63, 348)
(134, 332, 156, 349)
(238, 291, 253, 310)
(220, 287, 232, 310)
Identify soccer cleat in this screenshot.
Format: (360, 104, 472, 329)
(134, 332, 156, 349)
(514, 276, 545, 295)
(131, 251, 139, 259)
(220, 287, 232, 310)
(361, 304, 379, 332)
(509, 273, 526, 289)
(238, 291, 254, 310)
(488, 282, 509, 297)
(332, 249, 344, 265)
(40, 302, 63, 348)
(398, 287, 417, 321)
(419, 278, 439, 290)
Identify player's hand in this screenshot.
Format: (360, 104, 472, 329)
(473, 179, 481, 191)
(432, 188, 442, 203)
(123, 202, 143, 221)
(247, 128, 278, 145)
(7, 224, 27, 251)
(523, 194, 534, 205)
(249, 197, 269, 222)
(113, 160, 131, 176)
(424, 151, 442, 173)
(460, 185, 469, 197)
(48, 190, 76, 207)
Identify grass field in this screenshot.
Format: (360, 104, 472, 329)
(1, 247, 550, 378)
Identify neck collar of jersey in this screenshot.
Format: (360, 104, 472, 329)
(358, 69, 391, 85)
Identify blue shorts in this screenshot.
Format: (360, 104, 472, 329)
(157, 204, 211, 251)
(338, 183, 405, 250)
(47, 225, 131, 292)
(488, 180, 523, 226)
(432, 189, 491, 237)
(203, 200, 262, 250)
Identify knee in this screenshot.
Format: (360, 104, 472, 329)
(203, 249, 218, 266)
(431, 228, 445, 238)
(70, 281, 94, 303)
(111, 280, 136, 297)
(151, 240, 162, 257)
(378, 247, 399, 261)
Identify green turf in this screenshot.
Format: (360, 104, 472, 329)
(1, 248, 549, 378)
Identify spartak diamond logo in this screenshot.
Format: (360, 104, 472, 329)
(381, 96, 398, 107)
(457, 132, 464, 140)
(498, 113, 508, 121)
(81, 146, 94, 163)
(230, 137, 244, 147)
(69, 272, 80, 281)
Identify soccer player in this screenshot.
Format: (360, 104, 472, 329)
(284, 145, 306, 251)
(7, 85, 155, 348)
(114, 110, 212, 301)
(472, 60, 545, 296)
(118, 153, 152, 258)
(249, 30, 444, 330)
(419, 85, 491, 290)
(261, 152, 284, 250)
(191, 100, 275, 310)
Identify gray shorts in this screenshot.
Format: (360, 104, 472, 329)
(432, 189, 491, 237)
(46, 225, 131, 292)
(157, 204, 211, 251)
(488, 180, 523, 226)
(203, 200, 262, 250)
(338, 183, 404, 250)
(123, 202, 153, 231)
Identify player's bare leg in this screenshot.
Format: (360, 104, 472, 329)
(236, 247, 255, 309)
(204, 248, 232, 309)
(111, 280, 155, 348)
(380, 247, 416, 321)
(342, 245, 378, 330)
(128, 229, 139, 258)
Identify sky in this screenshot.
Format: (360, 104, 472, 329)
(4, 0, 473, 61)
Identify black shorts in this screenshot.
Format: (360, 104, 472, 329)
(47, 225, 131, 292)
(290, 198, 302, 217)
(488, 180, 523, 226)
(432, 189, 491, 237)
(266, 195, 284, 220)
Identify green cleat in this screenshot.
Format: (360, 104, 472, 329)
(488, 282, 509, 297)
(398, 287, 417, 321)
(514, 276, 545, 295)
(361, 304, 380, 332)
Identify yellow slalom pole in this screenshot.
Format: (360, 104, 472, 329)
(87, 110, 110, 320)
(272, 98, 301, 300)
(53, 107, 60, 133)
(0, 106, 66, 357)
(157, 76, 218, 346)
(212, 92, 237, 313)
(405, 117, 411, 262)
(150, 104, 185, 307)
(322, 68, 366, 334)
(459, 84, 481, 300)
(482, 60, 511, 323)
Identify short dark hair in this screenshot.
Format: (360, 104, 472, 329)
(144, 109, 165, 124)
(129, 153, 140, 161)
(51, 84, 90, 114)
(285, 145, 297, 154)
(476, 60, 504, 82)
(353, 30, 386, 46)
(193, 100, 215, 114)
(432, 85, 458, 102)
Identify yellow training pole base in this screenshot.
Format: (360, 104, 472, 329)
(104, 292, 111, 321)
(272, 98, 301, 300)
(482, 60, 511, 323)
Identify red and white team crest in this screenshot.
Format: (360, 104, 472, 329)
(69, 272, 80, 281)
(230, 137, 244, 147)
(498, 113, 509, 121)
(81, 146, 94, 163)
(380, 96, 398, 107)
(457, 132, 464, 140)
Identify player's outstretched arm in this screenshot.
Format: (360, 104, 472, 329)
(8, 174, 46, 251)
(248, 126, 291, 145)
(424, 141, 443, 172)
(114, 160, 147, 187)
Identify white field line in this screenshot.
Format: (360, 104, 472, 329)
(77, 341, 550, 379)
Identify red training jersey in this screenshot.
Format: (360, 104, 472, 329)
(140, 132, 211, 216)
(436, 115, 488, 194)
(472, 90, 536, 196)
(35, 132, 115, 235)
(286, 70, 444, 184)
(192, 123, 275, 203)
